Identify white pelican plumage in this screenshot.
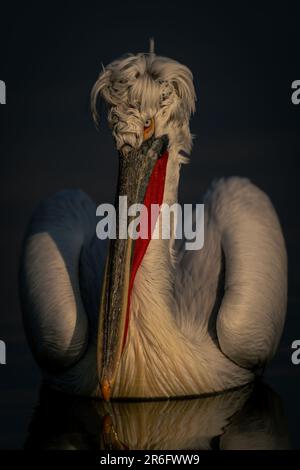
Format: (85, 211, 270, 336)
(20, 44, 287, 401)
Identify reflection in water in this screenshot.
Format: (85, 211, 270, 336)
(24, 381, 290, 450)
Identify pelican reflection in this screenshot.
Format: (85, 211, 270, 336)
(25, 381, 290, 450)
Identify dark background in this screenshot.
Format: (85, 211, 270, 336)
(0, 1, 299, 448)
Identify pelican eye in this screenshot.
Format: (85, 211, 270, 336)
(143, 117, 155, 141)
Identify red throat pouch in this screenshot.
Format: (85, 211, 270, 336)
(121, 149, 169, 351)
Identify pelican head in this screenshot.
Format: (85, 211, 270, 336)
(91, 41, 196, 400)
(91, 39, 196, 156)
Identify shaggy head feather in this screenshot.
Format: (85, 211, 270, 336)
(91, 50, 196, 155)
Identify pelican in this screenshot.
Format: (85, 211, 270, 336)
(20, 41, 288, 401)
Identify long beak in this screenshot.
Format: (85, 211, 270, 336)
(97, 134, 168, 401)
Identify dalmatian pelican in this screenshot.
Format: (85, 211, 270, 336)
(19, 41, 287, 401)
